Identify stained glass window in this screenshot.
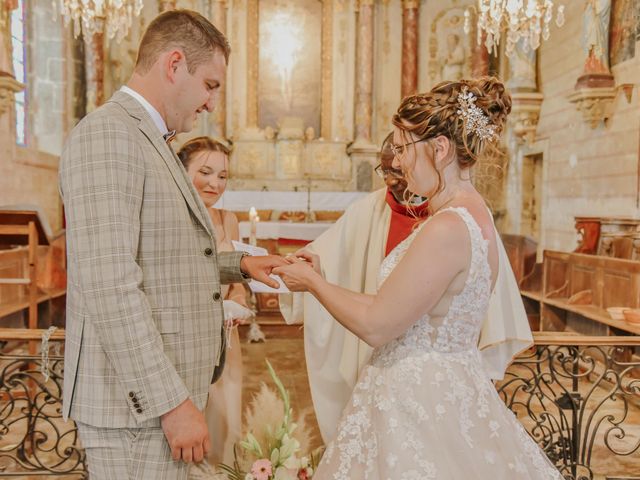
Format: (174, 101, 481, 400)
(11, 0, 26, 146)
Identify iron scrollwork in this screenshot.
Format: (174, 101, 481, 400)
(497, 344, 640, 480)
(0, 348, 86, 477)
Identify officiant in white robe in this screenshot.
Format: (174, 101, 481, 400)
(280, 140, 533, 443)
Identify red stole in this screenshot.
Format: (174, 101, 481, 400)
(385, 190, 430, 256)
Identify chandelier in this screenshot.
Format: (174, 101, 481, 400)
(464, 0, 565, 57)
(54, 0, 143, 42)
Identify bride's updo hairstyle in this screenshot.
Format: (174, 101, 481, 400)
(392, 77, 511, 196)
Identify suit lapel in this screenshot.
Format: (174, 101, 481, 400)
(108, 91, 214, 237)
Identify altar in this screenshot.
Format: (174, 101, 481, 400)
(224, 190, 365, 243)
(238, 221, 333, 242)
(219, 190, 367, 213)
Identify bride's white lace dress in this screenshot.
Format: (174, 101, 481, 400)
(315, 207, 563, 480)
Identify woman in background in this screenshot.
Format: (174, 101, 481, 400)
(178, 136, 251, 466)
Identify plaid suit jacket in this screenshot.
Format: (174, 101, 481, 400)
(59, 91, 245, 428)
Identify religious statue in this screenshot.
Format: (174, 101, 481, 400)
(507, 39, 537, 92)
(582, 0, 612, 73)
(440, 33, 465, 81)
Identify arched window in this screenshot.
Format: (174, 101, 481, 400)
(11, 0, 26, 146)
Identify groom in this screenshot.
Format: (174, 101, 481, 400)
(59, 10, 285, 479)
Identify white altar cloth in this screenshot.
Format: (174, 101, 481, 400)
(238, 221, 333, 241)
(219, 191, 367, 212)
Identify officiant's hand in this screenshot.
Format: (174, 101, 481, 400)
(240, 255, 288, 288)
(273, 261, 320, 292)
(161, 398, 210, 463)
(287, 248, 322, 276)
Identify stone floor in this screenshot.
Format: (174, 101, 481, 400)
(2, 317, 640, 479)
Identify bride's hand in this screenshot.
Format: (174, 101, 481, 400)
(273, 261, 319, 292)
(291, 248, 322, 276)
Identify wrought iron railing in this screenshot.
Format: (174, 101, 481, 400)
(0, 328, 85, 478)
(1, 328, 639, 478)
(497, 333, 640, 480)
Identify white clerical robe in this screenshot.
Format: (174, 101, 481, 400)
(280, 188, 533, 443)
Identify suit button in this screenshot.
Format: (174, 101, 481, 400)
(128, 392, 135, 398)
(212, 291, 221, 301)
(204, 247, 213, 257)
(131, 397, 138, 403)
(134, 403, 140, 408)
(136, 408, 143, 414)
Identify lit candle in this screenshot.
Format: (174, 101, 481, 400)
(249, 206, 258, 246)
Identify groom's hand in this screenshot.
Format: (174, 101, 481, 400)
(161, 398, 210, 463)
(240, 254, 288, 288)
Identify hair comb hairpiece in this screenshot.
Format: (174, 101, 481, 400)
(456, 87, 498, 141)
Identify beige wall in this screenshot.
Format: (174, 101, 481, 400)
(502, 0, 640, 253)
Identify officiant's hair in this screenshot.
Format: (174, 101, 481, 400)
(177, 136, 232, 169)
(135, 9, 230, 75)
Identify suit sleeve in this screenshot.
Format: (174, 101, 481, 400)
(59, 115, 189, 423)
(217, 251, 246, 285)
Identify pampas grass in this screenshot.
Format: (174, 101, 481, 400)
(190, 360, 321, 479)
(234, 381, 317, 472)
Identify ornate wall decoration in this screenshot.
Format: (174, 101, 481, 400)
(232, 140, 275, 177)
(276, 140, 304, 178)
(567, 87, 616, 129)
(0, 72, 24, 116)
(258, 0, 322, 134)
(509, 92, 544, 146)
(305, 142, 351, 179)
(428, 7, 472, 86)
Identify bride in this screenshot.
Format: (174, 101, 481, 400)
(273, 77, 563, 479)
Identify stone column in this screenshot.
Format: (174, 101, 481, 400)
(352, 0, 374, 147)
(401, 0, 418, 97)
(158, 0, 177, 12)
(471, 31, 490, 78)
(349, 0, 377, 191)
(84, 20, 105, 112)
(507, 38, 544, 146)
(210, 0, 228, 139)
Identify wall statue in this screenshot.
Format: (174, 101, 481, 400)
(440, 33, 465, 82)
(507, 38, 537, 92)
(582, 0, 612, 73)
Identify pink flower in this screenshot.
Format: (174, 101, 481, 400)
(297, 467, 312, 480)
(251, 459, 273, 480)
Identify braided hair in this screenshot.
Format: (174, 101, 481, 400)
(391, 76, 511, 198)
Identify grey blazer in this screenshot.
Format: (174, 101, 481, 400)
(59, 91, 245, 428)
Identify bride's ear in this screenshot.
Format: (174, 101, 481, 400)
(431, 135, 452, 165)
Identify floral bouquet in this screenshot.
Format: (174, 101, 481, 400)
(218, 360, 320, 480)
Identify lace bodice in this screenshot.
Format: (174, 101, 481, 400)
(372, 207, 491, 365)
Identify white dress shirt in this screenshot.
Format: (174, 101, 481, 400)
(119, 85, 169, 136)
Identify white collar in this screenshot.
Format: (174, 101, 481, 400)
(119, 85, 169, 136)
